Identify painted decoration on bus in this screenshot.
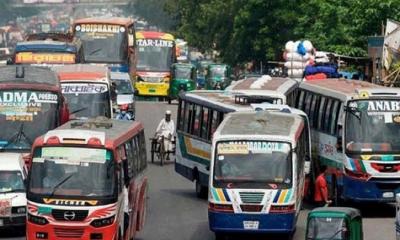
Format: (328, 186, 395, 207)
(218, 141, 290, 154)
(61, 83, 108, 94)
(76, 24, 125, 33)
(136, 39, 174, 48)
(15, 52, 75, 64)
(0, 91, 58, 122)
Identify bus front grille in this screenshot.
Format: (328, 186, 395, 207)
(239, 192, 265, 204)
(54, 227, 84, 238)
(52, 209, 88, 221)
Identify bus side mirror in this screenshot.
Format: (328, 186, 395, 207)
(128, 34, 134, 47)
(60, 102, 70, 124)
(304, 159, 310, 175)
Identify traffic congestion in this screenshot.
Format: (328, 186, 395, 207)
(0, 1, 398, 240)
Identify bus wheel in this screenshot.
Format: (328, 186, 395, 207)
(195, 180, 208, 199)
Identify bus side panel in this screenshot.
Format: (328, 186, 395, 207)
(174, 133, 210, 186)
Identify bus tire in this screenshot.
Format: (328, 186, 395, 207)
(195, 179, 207, 199)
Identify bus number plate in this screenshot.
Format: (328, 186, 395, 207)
(243, 221, 259, 230)
(149, 89, 156, 93)
(383, 192, 394, 198)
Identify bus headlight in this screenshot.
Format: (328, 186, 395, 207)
(28, 213, 49, 225)
(90, 215, 115, 228)
(344, 168, 371, 181)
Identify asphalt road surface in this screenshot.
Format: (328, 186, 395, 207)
(0, 101, 396, 240)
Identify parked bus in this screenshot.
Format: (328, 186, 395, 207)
(135, 31, 176, 97)
(294, 78, 400, 203)
(72, 18, 136, 75)
(176, 87, 310, 197)
(208, 110, 310, 238)
(13, 40, 78, 66)
(53, 64, 113, 119)
(225, 75, 298, 105)
(26, 118, 148, 240)
(0, 65, 69, 153)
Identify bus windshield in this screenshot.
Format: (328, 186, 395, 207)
(346, 99, 400, 153)
(174, 67, 192, 79)
(62, 83, 111, 118)
(213, 141, 292, 189)
(0, 171, 25, 193)
(76, 30, 127, 64)
(136, 39, 174, 72)
(29, 147, 115, 198)
(0, 90, 59, 151)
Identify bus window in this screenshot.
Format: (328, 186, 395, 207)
(304, 93, 313, 115)
(317, 97, 327, 130)
(178, 99, 185, 131)
(297, 90, 305, 109)
(192, 105, 202, 136)
(330, 101, 341, 135)
(139, 131, 147, 171)
(323, 99, 333, 132)
(310, 94, 319, 128)
(186, 102, 194, 133)
(201, 108, 210, 139)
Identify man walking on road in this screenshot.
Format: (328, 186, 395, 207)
(314, 165, 332, 207)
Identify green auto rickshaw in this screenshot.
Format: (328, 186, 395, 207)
(205, 64, 232, 90)
(168, 63, 197, 103)
(306, 207, 363, 240)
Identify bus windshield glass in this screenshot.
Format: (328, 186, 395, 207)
(346, 99, 400, 153)
(174, 67, 192, 79)
(0, 171, 25, 193)
(136, 39, 174, 72)
(75, 25, 127, 64)
(213, 141, 292, 189)
(62, 83, 111, 118)
(0, 90, 59, 151)
(29, 147, 115, 198)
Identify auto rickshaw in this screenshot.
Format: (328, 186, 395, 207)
(306, 207, 363, 240)
(205, 63, 232, 90)
(168, 63, 197, 104)
(196, 60, 213, 89)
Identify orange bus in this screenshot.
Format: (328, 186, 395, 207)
(26, 118, 148, 240)
(72, 18, 137, 77)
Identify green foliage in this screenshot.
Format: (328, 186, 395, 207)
(151, 0, 400, 64)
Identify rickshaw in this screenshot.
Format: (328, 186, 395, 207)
(168, 63, 197, 104)
(205, 63, 232, 90)
(196, 60, 213, 89)
(150, 136, 176, 166)
(306, 207, 363, 240)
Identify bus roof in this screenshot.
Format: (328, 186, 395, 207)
(300, 78, 400, 101)
(214, 111, 304, 143)
(226, 76, 297, 94)
(73, 17, 134, 27)
(0, 65, 59, 88)
(53, 64, 109, 81)
(136, 31, 175, 41)
(38, 118, 143, 149)
(15, 41, 77, 53)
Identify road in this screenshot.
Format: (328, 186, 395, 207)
(0, 101, 396, 240)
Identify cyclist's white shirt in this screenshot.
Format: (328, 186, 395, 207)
(156, 119, 175, 138)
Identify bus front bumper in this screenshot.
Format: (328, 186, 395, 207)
(208, 211, 296, 233)
(343, 176, 400, 202)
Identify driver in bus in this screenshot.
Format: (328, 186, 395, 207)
(155, 110, 175, 160)
(43, 166, 62, 189)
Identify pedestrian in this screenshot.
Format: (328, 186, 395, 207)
(314, 165, 332, 207)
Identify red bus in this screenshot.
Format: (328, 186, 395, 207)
(26, 118, 148, 240)
(0, 65, 69, 153)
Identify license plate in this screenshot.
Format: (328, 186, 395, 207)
(383, 192, 394, 198)
(149, 89, 156, 93)
(243, 221, 259, 230)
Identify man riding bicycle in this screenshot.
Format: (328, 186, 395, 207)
(155, 110, 175, 160)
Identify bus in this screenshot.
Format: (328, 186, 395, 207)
(0, 65, 69, 154)
(176, 87, 310, 197)
(225, 75, 298, 105)
(294, 78, 400, 203)
(13, 40, 78, 66)
(26, 118, 148, 240)
(72, 18, 136, 75)
(135, 31, 176, 97)
(208, 110, 310, 238)
(53, 64, 113, 119)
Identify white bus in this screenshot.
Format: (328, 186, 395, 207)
(294, 78, 400, 203)
(208, 110, 310, 239)
(176, 84, 310, 198)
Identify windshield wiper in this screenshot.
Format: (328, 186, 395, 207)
(70, 107, 88, 115)
(345, 106, 361, 121)
(48, 173, 74, 199)
(89, 48, 102, 56)
(326, 228, 345, 240)
(0, 123, 33, 151)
